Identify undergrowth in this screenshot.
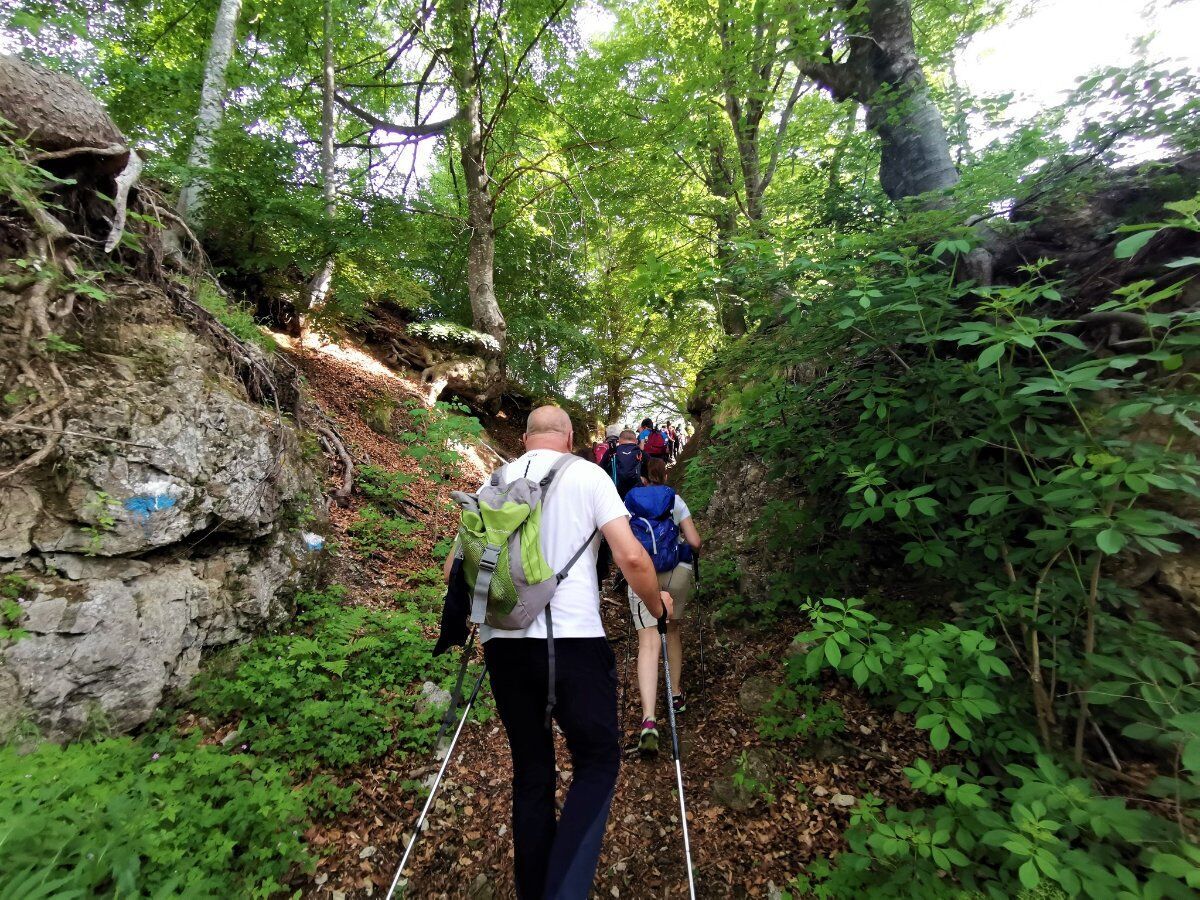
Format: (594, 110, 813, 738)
(195, 281, 276, 354)
(0, 735, 311, 898)
(194, 584, 454, 770)
(692, 195, 1200, 896)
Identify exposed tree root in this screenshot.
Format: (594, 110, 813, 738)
(316, 423, 355, 505)
(0, 236, 71, 483)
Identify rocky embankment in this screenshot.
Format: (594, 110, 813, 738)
(0, 295, 325, 739)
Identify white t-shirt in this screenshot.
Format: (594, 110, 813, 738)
(479, 449, 629, 641)
(671, 494, 691, 527)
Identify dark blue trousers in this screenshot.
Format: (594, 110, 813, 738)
(483, 637, 620, 900)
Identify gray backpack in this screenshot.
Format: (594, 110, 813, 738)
(450, 453, 598, 725)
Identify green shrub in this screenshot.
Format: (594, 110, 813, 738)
(791, 755, 1200, 898)
(346, 505, 422, 556)
(357, 463, 418, 507)
(195, 282, 276, 353)
(395, 400, 483, 481)
(790, 598, 1200, 895)
(194, 586, 453, 769)
(705, 197, 1200, 894)
(0, 735, 310, 899)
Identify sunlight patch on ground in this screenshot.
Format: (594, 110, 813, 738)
(272, 331, 411, 384)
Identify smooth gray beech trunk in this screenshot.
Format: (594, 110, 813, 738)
(801, 0, 958, 202)
(177, 0, 243, 224)
(449, 0, 506, 357)
(304, 0, 337, 313)
(801, 0, 995, 280)
(862, 0, 960, 203)
(703, 143, 747, 336)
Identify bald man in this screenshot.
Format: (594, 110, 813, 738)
(470, 405, 671, 899)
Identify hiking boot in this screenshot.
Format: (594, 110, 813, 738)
(638, 719, 659, 756)
(672, 694, 686, 715)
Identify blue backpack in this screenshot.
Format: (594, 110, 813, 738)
(608, 443, 643, 497)
(625, 485, 680, 572)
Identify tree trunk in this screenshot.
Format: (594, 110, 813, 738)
(604, 375, 624, 425)
(802, 0, 958, 203)
(861, 0, 959, 202)
(303, 0, 337, 315)
(449, 0, 507, 358)
(704, 142, 747, 336)
(801, 0, 996, 280)
(715, 208, 746, 336)
(177, 0, 243, 224)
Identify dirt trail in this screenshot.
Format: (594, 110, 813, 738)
(386, 588, 929, 899)
(287, 336, 932, 898)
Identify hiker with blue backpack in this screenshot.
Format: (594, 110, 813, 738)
(437, 405, 674, 900)
(599, 428, 644, 499)
(625, 457, 702, 755)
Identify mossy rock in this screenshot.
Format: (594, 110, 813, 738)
(359, 394, 398, 434)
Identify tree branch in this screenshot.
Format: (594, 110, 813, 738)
(334, 92, 459, 136)
(762, 70, 807, 191)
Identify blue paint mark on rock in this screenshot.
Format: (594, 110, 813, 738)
(302, 532, 325, 552)
(124, 494, 177, 522)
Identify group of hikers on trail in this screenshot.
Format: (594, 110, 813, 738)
(404, 405, 701, 900)
(592, 418, 687, 480)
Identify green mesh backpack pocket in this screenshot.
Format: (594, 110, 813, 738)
(450, 454, 591, 631)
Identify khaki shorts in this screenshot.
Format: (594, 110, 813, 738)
(628, 562, 694, 630)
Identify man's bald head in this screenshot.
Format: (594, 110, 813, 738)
(523, 405, 573, 452)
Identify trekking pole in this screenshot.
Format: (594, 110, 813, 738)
(657, 614, 696, 900)
(693, 552, 704, 673)
(385, 665, 487, 900)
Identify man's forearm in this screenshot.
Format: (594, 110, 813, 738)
(624, 554, 664, 617)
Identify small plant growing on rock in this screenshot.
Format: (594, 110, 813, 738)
(758, 683, 844, 743)
(82, 491, 117, 556)
(195, 281, 276, 354)
(731, 749, 778, 806)
(0, 574, 28, 642)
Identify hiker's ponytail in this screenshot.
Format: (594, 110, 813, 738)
(646, 457, 668, 485)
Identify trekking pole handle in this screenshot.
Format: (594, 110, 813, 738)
(657, 611, 668, 635)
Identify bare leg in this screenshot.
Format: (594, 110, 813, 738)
(666, 622, 683, 697)
(636, 626, 660, 722)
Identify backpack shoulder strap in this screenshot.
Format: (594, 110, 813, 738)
(538, 452, 580, 504)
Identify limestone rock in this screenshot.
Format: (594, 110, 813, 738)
(418, 680, 453, 715)
(738, 675, 778, 717)
(1, 315, 323, 740)
(711, 747, 781, 811)
(468, 873, 494, 900)
(1158, 548, 1200, 608)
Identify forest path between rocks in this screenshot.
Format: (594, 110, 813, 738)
(383, 585, 931, 899)
(284, 335, 933, 899)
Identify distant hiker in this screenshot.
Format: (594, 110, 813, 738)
(636, 417, 654, 449)
(641, 421, 670, 464)
(450, 405, 673, 899)
(592, 424, 620, 465)
(600, 429, 644, 499)
(625, 457, 701, 756)
(665, 423, 679, 460)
